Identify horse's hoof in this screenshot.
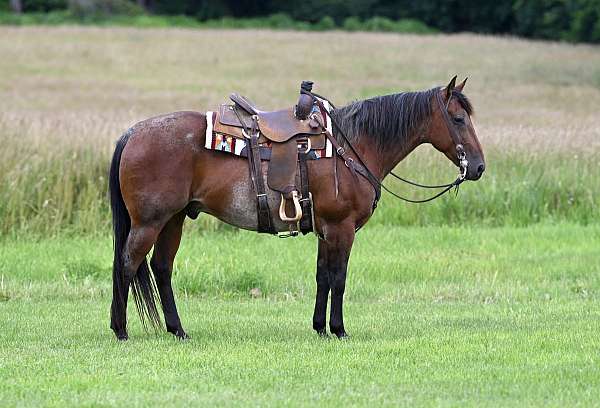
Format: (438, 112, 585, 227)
(115, 333, 128, 341)
(316, 329, 329, 338)
(167, 324, 190, 340)
(334, 331, 349, 340)
(174, 330, 190, 341)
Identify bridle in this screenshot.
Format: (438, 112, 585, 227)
(303, 88, 469, 206)
(435, 90, 468, 183)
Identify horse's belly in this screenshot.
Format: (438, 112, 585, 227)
(205, 177, 295, 234)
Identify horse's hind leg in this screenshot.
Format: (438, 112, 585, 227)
(111, 224, 162, 340)
(150, 211, 188, 339)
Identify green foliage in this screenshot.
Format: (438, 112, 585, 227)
(567, 0, 600, 42)
(261, 13, 301, 29)
(313, 15, 336, 31)
(0, 9, 437, 34)
(342, 16, 362, 31)
(0, 10, 60, 24)
(22, 0, 67, 12)
(3, 0, 600, 42)
(363, 16, 401, 31)
(68, 0, 144, 19)
(199, 13, 310, 30)
(361, 16, 435, 33)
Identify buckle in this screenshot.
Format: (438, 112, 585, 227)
(456, 144, 466, 159)
(456, 144, 467, 180)
(277, 223, 300, 238)
(242, 128, 260, 140)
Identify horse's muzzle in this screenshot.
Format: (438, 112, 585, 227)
(467, 161, 485, 181)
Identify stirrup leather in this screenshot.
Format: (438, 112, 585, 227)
(279, 191, 302, 222)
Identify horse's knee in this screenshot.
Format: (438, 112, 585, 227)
(316, 269, 329, 287)
(330, 275, 346, 296)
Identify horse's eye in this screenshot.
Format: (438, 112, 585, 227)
(453, 116, 465, 125)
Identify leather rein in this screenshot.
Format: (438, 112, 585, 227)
(304, 89, 469, 206)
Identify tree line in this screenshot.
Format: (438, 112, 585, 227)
(6, 0, 600, 43)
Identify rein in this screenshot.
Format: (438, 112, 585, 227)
(305, 89, 468, 205)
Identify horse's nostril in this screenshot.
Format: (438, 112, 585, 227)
(477, 163, 485, 176)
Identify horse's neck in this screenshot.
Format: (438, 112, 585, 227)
(356, 130, 423, 180)
(332, 94, 430, 180)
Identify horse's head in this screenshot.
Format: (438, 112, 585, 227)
(428, 76, 485, 181)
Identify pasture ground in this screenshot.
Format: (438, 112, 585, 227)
(1, 26, 599, 406)
(1, 224, 599, 406)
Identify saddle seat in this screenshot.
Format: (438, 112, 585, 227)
(223, 93, 324, 143)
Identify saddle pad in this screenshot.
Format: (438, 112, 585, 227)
(205, 111, 333, 159)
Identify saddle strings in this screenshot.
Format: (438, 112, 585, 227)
(305, 90, 464, 204)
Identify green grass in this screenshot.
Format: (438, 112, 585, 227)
(1, 27, 599, 235)
(1, 224, 599, 406)
(1, 144, 598, 236)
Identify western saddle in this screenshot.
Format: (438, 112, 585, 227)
(212, 81, 328, 235)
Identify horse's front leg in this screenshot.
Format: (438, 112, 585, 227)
(313, 240, 330, 336)
(315, 222, 355, 339)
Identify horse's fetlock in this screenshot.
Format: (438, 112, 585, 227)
(313, 320, 326, 332)
(110, 322, 128, 340)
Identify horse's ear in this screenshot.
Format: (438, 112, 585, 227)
(445, 75, 457, 100)
(455, 77, 468, 93)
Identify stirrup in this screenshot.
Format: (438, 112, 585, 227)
(298, 137, 311, 154)
(279, 191, 302, 222)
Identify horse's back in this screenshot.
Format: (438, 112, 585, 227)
(128, 110, 207, 149)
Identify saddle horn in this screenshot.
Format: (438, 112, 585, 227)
(295, 80, 314, 120)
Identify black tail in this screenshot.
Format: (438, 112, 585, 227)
(109, 130, 162, 332)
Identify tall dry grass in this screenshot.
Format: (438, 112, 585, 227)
(0, 26, 599, 235)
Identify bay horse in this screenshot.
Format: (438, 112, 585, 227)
(109, 77, 485, 340)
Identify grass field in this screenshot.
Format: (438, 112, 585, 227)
(1, 225, 600, 406)
(0, 26, 599, 234)
(1, 26, 599, 406)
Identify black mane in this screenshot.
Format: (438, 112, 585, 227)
(331, 87, 473, 153)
